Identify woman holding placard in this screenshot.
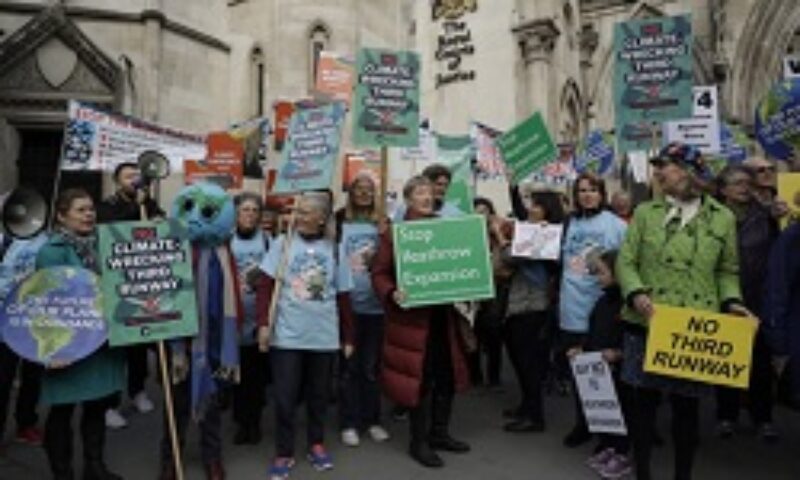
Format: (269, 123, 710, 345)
(617, 143, 747, 480)
(372, 175, 471, 469)
(500, 189, 564, 433)
(560, 173, 627, 448)
(36, 188, 124, 480)
(255, 191, 355, 479)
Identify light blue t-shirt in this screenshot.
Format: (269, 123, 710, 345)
(0, 234, 48, 344)
(231, 230, 268, 345)
(559, 211, 627, 333)
(339, 222, 383, 315)
(260, 234, 353, 350)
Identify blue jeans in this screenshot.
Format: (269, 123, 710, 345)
(339, 313, 385, 430)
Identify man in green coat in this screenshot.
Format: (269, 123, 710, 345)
(616, 143, 748, 480)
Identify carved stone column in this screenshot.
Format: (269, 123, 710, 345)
(141, 8, 164, 122)
(512, 18, 559, 126)
(577, 23, 599, 122)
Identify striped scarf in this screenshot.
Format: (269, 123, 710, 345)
(191, 245, 240, 420)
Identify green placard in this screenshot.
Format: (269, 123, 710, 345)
(392, 215, 494, 307)
(352, 48, 420, 147)
(496, 111, 557, 184)
(98, 220, 199, 346)
(613, 14, 693, 154)
(437, 133, 474, 214)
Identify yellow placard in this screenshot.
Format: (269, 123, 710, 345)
(777, 172, 800, 229)
(643, 305, 757, 389)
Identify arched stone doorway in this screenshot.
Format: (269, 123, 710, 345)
(0, 5, 122, 204)
(727, 0, 800, 128)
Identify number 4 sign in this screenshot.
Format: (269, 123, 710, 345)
(693, 86, 719, 122)
(663, 86, 721, 154)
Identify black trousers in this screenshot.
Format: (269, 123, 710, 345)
(560, 330, 589, 433)
(409, 308, 456, 444)
(339, 313, 385, 430)
(127, 344, 150, 397)
(44, 395, 115, 477)
(504, 312, 549, 422)
(630, 387, 699, 480)
(160, 377, 223, 465)
(271, 348, 335, 457)
(233, 345, 270, 428)
(471, 314, 504, 386)
(715, 330, 773, 424)
(0, 342, 41, 435)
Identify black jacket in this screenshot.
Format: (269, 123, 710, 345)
(585, 286, 624, 352)
(97, 192, 164, 223)
(735, 201, 778, 317)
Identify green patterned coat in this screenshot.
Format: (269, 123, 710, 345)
(617, 195, 742, 327)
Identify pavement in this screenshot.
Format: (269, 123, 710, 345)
(1, 373, 799, 479)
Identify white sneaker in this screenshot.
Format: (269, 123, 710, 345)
(340, 428, 360, 447)
(367, 425, 390, 442)
(105, 409, 128, 429)
(132, 392, 155, 413)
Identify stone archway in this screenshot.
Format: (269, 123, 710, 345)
(727, 0, 800, 127)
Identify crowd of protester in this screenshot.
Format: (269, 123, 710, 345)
(1, 142, 799, 480)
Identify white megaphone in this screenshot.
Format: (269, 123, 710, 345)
(1, 187, 48, 239)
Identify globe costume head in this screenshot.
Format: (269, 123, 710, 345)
(171, 182, 235, 247)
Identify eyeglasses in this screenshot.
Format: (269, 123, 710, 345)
(754, 166, 776, 174)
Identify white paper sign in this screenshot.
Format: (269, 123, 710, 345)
(663, 86, 721, 154)
(571, 352, 627, 435)
(62, 101, 206, 172)
(511, 222, 563, 260)
(784, 56, 800, 80)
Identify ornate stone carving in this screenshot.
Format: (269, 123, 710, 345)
(512, 18, 560, 64)
(36, 37, 78, 88)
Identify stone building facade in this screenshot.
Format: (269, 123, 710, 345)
(2, 0, 800, 211)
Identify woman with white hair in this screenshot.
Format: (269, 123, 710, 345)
(254, 191, 355, 480)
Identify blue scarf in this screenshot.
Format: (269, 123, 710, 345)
(191, 246, 240, 420)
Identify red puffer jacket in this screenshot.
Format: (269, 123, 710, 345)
(370, 216, 470, 408)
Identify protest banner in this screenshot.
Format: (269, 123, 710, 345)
(227, 117, 270, 179)
(342, 150, 382, 191)
(437, 134, 474, 214)
(777, 173, 800, 228)
(755, 79, 800, 161)
(183, 132, 245, 190)
(471, 121, 505, 180)
(273, 102, 347, 193)
(97, 220, 198, 347)
(511, 222, 563, 260)
(528, 143, 577, 186)
(496, 111, 557, 184)
(352, 48, 420, 147)
(393, 216, 494, 307)
(571, 352, 627, 435)
(613, 15, 693, 154)
(0, 266, 107, 365)
(575, 130, 615, 176)
(663, 86, 721, 154)
(273, 100, 295, 151)
(643, 305, 757, 389)
(62, 100, 205, 172)
(315, 51, 356, 105)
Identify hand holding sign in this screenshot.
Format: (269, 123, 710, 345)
(644, 305, 758, 388)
